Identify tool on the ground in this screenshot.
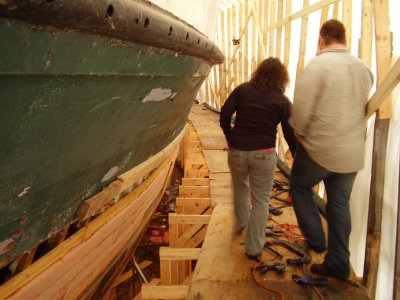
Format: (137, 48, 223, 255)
(265, 227, 282, 237)
(292, 274, 328, 286)
(255, 262, 285, 275)
(266, 239, 311, 265)
(268, 204, 283, 215)
(263, 243, 283, 258)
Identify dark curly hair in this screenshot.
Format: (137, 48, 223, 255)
(250, 57, 289, 93)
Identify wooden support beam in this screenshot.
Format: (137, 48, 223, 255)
(168, 214, 211, 225)
(250, 0, 265, 63)
(275, 0, 284, 59)
(295, 0, 309, 88)
(176, 197, 211, 208)
(283, 0, 292, 66)
(160, 247, 201, 261)
(141, 285, 188, 300)
(268, 0, 276, 57)
(366, 58, 400, 119)
(360, 0, 373, 67)
(373, 0, 392, 119)
(363, 3, 392, 297)
(342, 0, 352, 49)
(179, 186, 210, 198)
(265, 0, 339, 32)
(184, 226, 208, 248)
(181, 178, 209, 186)
(132, 279, 160, 300)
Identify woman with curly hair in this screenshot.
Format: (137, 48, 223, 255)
(220, 57, 297, 261)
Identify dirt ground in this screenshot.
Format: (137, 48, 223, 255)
(115, 164, 183, 299)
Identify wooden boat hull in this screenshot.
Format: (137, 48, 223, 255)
(0, 132, 181, 299)
(0, 0, 223, 296)
(0, 0, 222, 270)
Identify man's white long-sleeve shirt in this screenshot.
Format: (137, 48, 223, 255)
(290, 48, 373, 173)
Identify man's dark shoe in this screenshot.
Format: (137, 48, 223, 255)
(310, 263, 349, 280)
(246, 253, 262, 262)
(294, 240, 326, 253)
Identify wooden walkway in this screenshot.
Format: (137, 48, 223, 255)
(186, 104, 369, 300)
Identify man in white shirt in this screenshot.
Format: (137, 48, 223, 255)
(290, 19, 373, 280)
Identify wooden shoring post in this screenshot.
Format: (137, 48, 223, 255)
(275, 0, 284, 59)
(257, 0, 265, 63)
(238, 1, 244, 85)
(317, 5, 329, 54)
(268, 0, 276, 57)
(332, 1, 339, 19)
(141, 285, 189, 300)
(244, 0, 250, 81)
(363, 0, 392, 298)
(283, 0, 292, 67)
(294, 0, 310, 90)
(226, 6, 233, 96)
(219, 11, 227, 106)
(251, 0, 257, 72)
(342, 0, 352, 49)
(265, 0, 339, 33)
(250, 0, 266, 60)
(360, 0, 373, 67)
(264, 0, 270, 57)
(204, 79, 210, 107)
(219, 9, 253, 99)
(212, 66, 219, 110)
(232, 4, 239, 88)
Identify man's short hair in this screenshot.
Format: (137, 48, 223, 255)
(320, 19, 346, 45)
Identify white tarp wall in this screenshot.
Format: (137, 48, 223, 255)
(150, 0, 219, 39)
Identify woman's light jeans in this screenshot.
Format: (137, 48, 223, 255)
(228, 148, 277, 256)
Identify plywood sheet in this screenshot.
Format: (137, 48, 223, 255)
(209, 173, 233, 205)
(203, 150, 229, 173)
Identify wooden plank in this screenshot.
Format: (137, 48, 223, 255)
(132, 278, 160, 300)
(395, 172, 400, 300)
(179, 186, 210, 198)
(141, 285, 189, 300)
(181, 178, 209, 186)
(232, 4, 239, 88)
(295, 0, 309, 89)
(183, 226, 208, 248)
(283, 0, 292, 66)
(203, 150, 229, 173)
(238, 1, 244, 85)
(366, 58, 400, 119)
(168, 214, 211, 225)
(118, 129, 185, 192)
(251, 0, 258, 72)
(178, 208, 213, 246)
(176, 197, 211, 209)
(0, 151, 177, 299)
(266, 0, 339, 32)
(360, 0, 373, 67)
(160, 260, 172, 285)
(159, 247, 201, 261)
(373, 0, 392, 119)
(268, 0, 276, 56)
(76, 181, 122, 222)
(244, 0, 250, 81)
(332, 1, 339, 19)
(275, 0, 284, 59)
(342, 0, 352, 49)
(209, 173, 233, 206)
(256, 0, 265, 63)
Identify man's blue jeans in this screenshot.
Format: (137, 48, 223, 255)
(291, 144, 356, 274)
(228, 148, 277, 256)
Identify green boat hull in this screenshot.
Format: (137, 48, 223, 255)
(0, 11, 219, 267)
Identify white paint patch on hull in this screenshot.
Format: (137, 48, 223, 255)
(142, 88, 177, 103)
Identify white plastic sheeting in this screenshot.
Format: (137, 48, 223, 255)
(150, 0, 219, 38)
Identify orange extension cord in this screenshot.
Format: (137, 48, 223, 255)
(255, 218, 326, 300)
